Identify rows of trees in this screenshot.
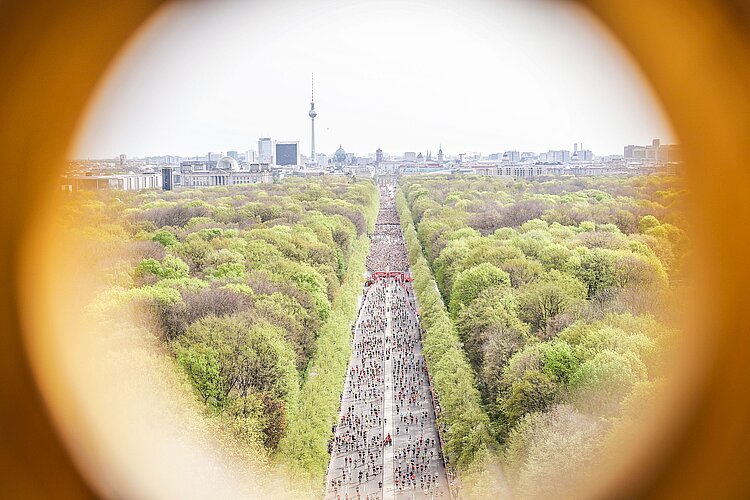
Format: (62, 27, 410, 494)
(277, 235, 371, 486)
(399, 175, 686, 498)
(67, 177, 377, 487)
(396, 192, 503, 498)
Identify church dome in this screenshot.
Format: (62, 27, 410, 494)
(334, 145, 347, 160)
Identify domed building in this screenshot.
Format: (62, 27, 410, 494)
(217, 156, 240, 171)
(180, 155, 273, 187)
(334, 145, 348, 168)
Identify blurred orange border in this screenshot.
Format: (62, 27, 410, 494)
(1, 0, 749, 498)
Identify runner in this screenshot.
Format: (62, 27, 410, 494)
(326, 183, 448, 500)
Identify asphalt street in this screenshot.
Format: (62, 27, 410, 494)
(325, 187, 449, 500)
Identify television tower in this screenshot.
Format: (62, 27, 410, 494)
(308, 73, 317, 165)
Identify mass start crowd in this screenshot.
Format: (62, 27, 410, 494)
(325, 186, 449, 500)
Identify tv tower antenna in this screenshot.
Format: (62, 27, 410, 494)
(308, 72, 317, 166)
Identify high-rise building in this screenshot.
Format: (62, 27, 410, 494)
(275, 141, 299, 166)
(579, 150, 594, 161)
(309, 73, 317, 164)
(658, 144, 681, 163)
(227, 151, 239, 160)
(572, 143, 593, 162)
(548, 150, 571, 163)
(162, 167, 173, 191)
(245, 150, 257, 162)
(376, 147, 384, 165)
(258, 138, 273, 163)
(404, 152, 417, 162)
(624, 145, 646, 160)
(624, 139, 681, 164)
(504, 151, 521, 162)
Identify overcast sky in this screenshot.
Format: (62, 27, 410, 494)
(71, 0, 675, 160)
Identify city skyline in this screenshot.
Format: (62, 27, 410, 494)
(72, 0, 675, 160)
(73, 138, 663, 163)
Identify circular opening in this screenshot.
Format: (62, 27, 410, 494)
(13, 0, 727, 498)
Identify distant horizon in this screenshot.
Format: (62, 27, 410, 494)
(73, 138, 672, 162)
(72, 0, 675, 161)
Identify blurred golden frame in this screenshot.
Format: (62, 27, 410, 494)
(0, 0, 749, 498)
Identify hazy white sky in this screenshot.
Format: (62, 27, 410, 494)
(72, 0, 675, 159)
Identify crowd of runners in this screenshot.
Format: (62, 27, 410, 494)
(365, 187, 409, 274)
(325, 185, 449, 500)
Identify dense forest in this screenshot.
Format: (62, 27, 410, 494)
(62, 173, 687, 498)
(63, 177, 378, 491)
(398, 175, 687, 497)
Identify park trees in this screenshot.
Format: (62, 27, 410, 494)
(449, 262, 511, 316)
(455, 287, 529, 399)
(573, 248, 620, 299)
(174, 313, 299, 448)
(399, 174, 685, 495)
(64, 177, 379, 479)
(395, 192, 499, 483)
(517, 270, 587, 337)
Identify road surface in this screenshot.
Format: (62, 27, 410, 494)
(325, 186, 449, 500)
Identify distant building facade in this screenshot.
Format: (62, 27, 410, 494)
(504, 150, 521, 162)
(376, 147, 384, 165)
(547, 150, 571, 163)
(162, 167, 173, 191)
(314, 153, 328, 168)
(274, 141, 300, 166)
(499, 164, 549, 178)
(572, 149, 594, 161)
(180, 157, 273, 187)
(258, 137, 273, 163)
(61, 171, 163, 192)
(624, 139, 682, 164)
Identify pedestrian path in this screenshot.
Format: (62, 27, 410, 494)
(325, 185, 449, 500)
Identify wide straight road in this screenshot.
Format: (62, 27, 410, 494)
(325, 185, 449, 500)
